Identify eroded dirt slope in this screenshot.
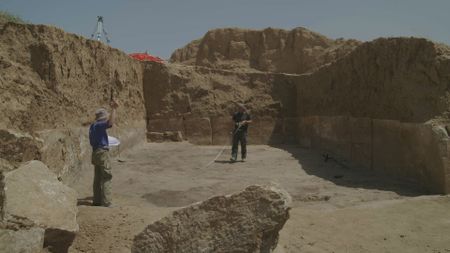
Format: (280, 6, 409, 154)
(0, 22, 146, 181)
(0, 22, 145, 132)
(170, 27, 361, 74)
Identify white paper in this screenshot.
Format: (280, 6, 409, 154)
(108, 136, 121, 146)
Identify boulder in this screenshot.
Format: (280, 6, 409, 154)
(132, 185, 291, 253)
(0, 227, 45, 253)
(3, 160, 78, 252)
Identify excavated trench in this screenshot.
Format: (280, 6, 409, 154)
(1, 22, 450, 252)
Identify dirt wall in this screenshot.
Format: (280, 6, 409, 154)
(153, 27, 359, 145)
(143, 62, 298, 144)
(0, 23, 146, 182)
(297, 38, 450, 122)
(296, 38, 450, 193)
(0, 23, 145, 132)
(298, 116, 449, 193)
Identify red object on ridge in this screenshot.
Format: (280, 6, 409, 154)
(129, 52, 164, 63)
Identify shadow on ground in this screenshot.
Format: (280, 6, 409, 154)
(214, 160, 245, 164)
(270, 144, 424, 197)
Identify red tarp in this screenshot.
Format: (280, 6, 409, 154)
(129, 52, 164, 63)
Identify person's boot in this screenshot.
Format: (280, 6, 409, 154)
(103, 202, 114, 208)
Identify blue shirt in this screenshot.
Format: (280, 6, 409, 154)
(89, 120, 112, 149)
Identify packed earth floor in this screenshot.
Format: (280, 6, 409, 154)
(70, 142, 450, 253)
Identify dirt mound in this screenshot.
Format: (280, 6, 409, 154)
(0, 22, 145, 132)
(170, 27, 361, 74)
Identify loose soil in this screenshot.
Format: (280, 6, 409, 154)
(70, 142, 450, 253)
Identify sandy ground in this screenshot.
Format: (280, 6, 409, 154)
(69, 142, 450, 253)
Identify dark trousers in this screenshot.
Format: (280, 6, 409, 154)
(231, 131, 247, 159)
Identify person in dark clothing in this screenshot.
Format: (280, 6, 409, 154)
(230, 103, 252, 162)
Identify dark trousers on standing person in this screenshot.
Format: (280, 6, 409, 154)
(231, 130, 247, 161)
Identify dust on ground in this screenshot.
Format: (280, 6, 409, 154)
(69, 142, 450, 253)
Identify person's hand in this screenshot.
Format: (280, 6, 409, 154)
(110, 99, 119, 109)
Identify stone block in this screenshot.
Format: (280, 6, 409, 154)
(132, 185, 291, 253)
(3, 161, 78, 251)
(0, 227, 45, 253)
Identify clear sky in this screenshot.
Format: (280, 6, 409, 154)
(1, 0, 449, 59)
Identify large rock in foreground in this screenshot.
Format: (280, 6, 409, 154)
(0, 227, 45, 253)
(3, 160, 78, 252)
(132, 185, 291, 253)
